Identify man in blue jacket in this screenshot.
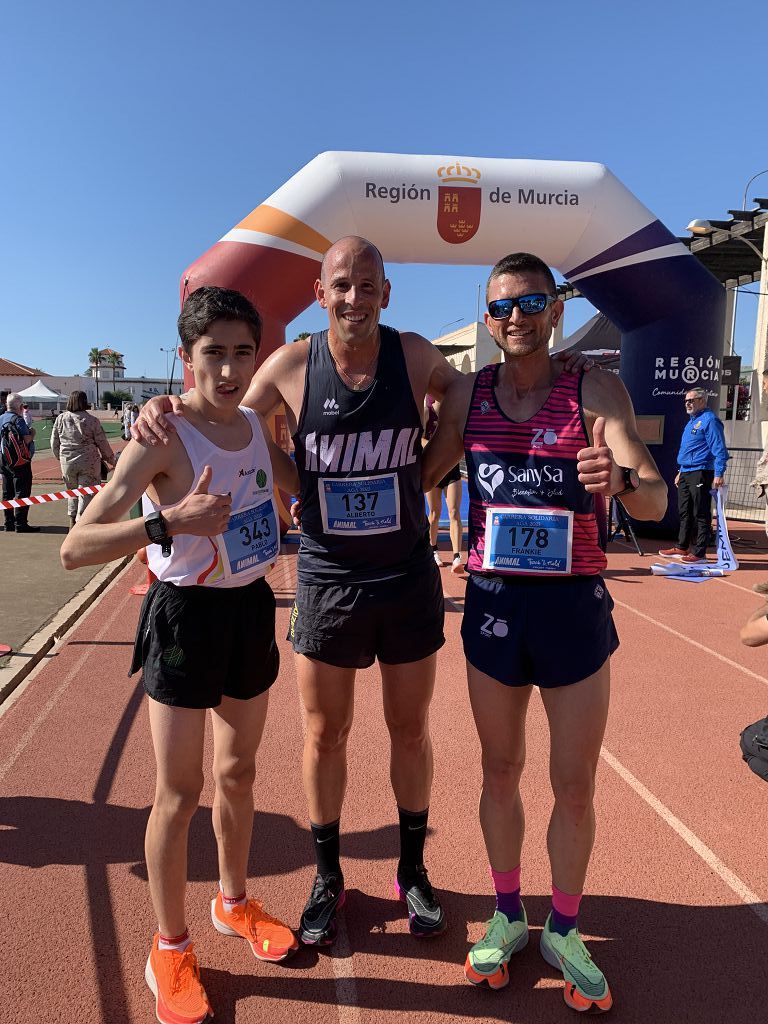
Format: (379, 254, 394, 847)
(660, 387, 729, 563)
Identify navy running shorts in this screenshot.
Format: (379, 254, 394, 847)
(289, 564, 445, 669)
(130, 577, 279, 709)
(461, 572, 619, 688)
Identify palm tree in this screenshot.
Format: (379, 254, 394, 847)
(88, 347, 101, 407)
(105, 351, 122, 405)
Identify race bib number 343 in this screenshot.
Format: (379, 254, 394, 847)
(482, 506, 573, 575)
(319, 474, 401, 535)
(219, 498, 279, 578)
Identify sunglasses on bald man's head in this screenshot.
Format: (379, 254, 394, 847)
(487, 294, 556, 319)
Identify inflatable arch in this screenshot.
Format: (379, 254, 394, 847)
(181, 151, 725, 533)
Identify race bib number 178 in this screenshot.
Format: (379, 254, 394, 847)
(482, 506, 573, 575)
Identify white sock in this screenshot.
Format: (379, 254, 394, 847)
(219, 880, 247, 913)
(157, 930, 191, 952)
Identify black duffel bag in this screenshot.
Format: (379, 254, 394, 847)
(740, 717, 768, 782)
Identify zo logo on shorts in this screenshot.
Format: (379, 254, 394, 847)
(480, 613, 509, 638)
(531, 427, 558, 449)
(593, 583, 604, 600)
(478, 463, 504, 499)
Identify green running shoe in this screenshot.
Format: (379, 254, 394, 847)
(464, 906, 529, 990)
(539, 913, 613, 1013)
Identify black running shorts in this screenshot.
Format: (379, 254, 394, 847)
(436, 464, 462, 489)
(461, 572, 619, 688)
(130, 577, 279, 709)
(289, 564, 445, 669)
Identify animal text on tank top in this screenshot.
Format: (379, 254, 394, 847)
(464, 366, 606, 576)
(292, 326, 431, 585)
(142, 408, 278, 588)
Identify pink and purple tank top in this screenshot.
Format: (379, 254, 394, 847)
(464, 366, 606, 577)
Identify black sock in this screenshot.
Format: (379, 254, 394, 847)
(397, 806, 429, 874)
(453, 552, 460, 560)
(310, 818, 341, 878)
(431, 544, 438, 551)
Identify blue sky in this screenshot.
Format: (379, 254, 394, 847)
(2, 0, 765, 378)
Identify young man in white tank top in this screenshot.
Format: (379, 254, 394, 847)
(61, 287, 300, 1024)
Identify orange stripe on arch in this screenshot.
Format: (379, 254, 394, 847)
(234, 205, 332, 255)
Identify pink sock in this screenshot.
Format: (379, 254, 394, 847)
(491, 865, 521, 919)
(490, 865, 521, 892)
(552, 884, 582, 918)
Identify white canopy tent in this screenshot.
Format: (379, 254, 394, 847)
(16, 380, 65, 402)
(16, 379, 66, 408)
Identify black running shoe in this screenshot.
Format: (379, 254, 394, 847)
(395, 864, 446, 937)
(299, 873, 345, 946)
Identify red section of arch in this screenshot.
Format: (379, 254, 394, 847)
(179, 240, 322, 386)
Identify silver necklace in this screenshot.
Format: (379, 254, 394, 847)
(331, 341, 380, 391)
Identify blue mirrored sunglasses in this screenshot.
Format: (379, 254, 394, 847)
(487, 293, 556, 319)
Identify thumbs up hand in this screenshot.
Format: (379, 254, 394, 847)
(577, 417, 623, 495)
(164, 465, 232, 537)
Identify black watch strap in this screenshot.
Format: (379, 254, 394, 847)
(614, 466, 639, 498)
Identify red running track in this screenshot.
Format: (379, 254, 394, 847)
(2, 527, 768, 1024)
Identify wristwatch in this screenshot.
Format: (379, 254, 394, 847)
(614, 466, 640, 498)
(144, 511, 172, 557)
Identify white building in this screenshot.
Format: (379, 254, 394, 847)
(0, 351, 182, 409)
(431, 322, 500, 374)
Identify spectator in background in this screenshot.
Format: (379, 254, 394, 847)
(749, 370, 768, 540)
(20, 404, 35, 457)
(122, 404, 132, 440)
(0, 391, 9, 414)
(1, 392, 38, 533)
(52, 390, 115, 529)
(424, 395, 466, 575)
(659, 387, 729, 564)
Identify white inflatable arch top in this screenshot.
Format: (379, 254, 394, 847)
(221, 151, 687, 274)
(182, 150, 724, 533)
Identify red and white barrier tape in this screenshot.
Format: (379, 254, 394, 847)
(1, 484, 105, 510)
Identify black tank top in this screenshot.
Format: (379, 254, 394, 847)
(293, 325, 431, 584)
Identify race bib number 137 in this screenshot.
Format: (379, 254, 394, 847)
(319, 473, 401, 535)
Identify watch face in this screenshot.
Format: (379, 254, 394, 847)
(145, 514, 168, 544)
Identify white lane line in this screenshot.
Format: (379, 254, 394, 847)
(601, 745, 768, 925)
(296, 690, 361, 1024)
(716, 576, 765, 595)
(0, 577, 131, 786)
(612, 598, 768, 688)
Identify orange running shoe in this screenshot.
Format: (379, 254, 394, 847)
(144, 934, 212, 1024)
(211, 891, 298, 962)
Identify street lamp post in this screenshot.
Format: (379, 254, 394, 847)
(160, 346, 174, 395)
(437, 317, 464, 337)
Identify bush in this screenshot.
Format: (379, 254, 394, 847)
(102, 390, 133, 407)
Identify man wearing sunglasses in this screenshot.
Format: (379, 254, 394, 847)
(424, 251, 666, 1012)
(659, 387, 728, 563)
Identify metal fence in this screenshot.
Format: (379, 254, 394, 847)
(724, 448, 765, 523)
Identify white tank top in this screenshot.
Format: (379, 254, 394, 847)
(142, 408, 278, 588)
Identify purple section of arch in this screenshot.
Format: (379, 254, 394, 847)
(575, 252, 725, 534)
(564, 220, 677, 280)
